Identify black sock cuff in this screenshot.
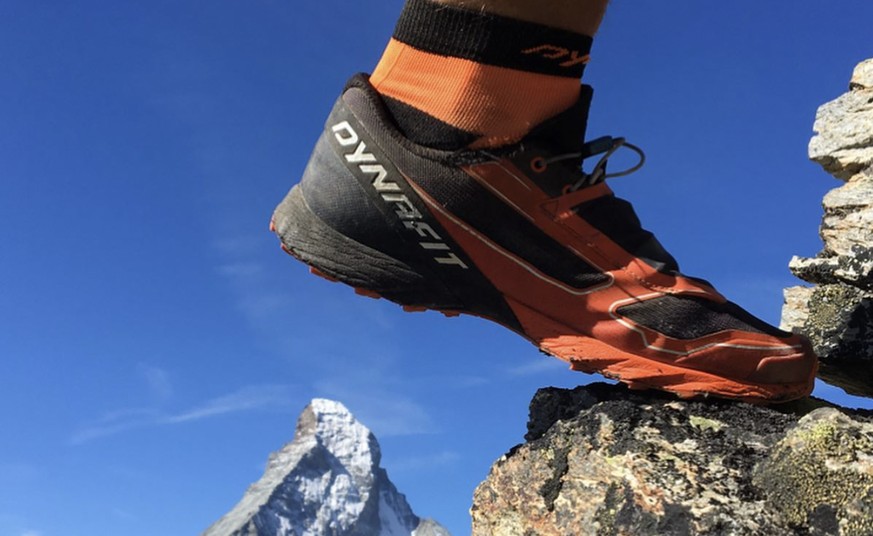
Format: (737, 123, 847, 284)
(393, 0, 594, 78)
(381, 96, 480, 149)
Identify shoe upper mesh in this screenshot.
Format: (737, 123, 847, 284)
(574, 194, 680, 274)
(616, 295, 791, 340)
(423, 168, 612, 290)
(375, 147, 612, 290)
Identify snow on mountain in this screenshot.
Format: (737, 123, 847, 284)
(202, 399, 450, 536)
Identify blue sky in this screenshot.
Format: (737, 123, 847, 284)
(2, 1, 872, 535)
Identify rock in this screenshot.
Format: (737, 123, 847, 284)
(820, 173, 873, 260)
(784, 281, 873, 398)
(808, 64, 873, 180)
(799, 285, 873, 361)
(781, 58, 873, 397)
(782, 286, 814, 331)
(850, 59, 873, 90)
(789, 250, 873, 291)
(755, 408, 873, 536)
(203, 399, 450, 536)
(470, 383, 873, 536)
(794, 284, 873, 398)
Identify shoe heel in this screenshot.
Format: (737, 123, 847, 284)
(272, 185, 461, 309)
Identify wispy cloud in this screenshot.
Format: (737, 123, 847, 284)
(506, 356, 567, 377)
(215, 255, 293, 321)
(70, 408, 161, 444)
(216, 261, 264, 278)
(315, 379, 438, 438)
(0, 513, 36, 536)
(71, 385, 293, 445)
(212, 234, 264, 259)
(359, 400, 437, 438)
(0, 463, 42, 484)
(387, 450, 461, 474)
(111, 508, 138, 522)
(446, 375, 490, 389)
(137, 363, 173, 402)
(162, 385, 292, 424)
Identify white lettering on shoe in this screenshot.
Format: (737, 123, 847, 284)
(331, 121, 468, 269)
(344, 140, 377, 163)
(332, 121, 359, 145)
(359, 164, 399, 192)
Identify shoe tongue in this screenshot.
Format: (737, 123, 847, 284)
(525, 85, 593, 154)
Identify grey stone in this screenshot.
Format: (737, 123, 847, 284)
(821, 173, 873, 258)
(850, 59, 873, 90)
(782, 284, 873, 397)
(808, 76, 873, 180)
(781, 285, 814, 332)
(471, 384, 873, 536)
(789, 256, 841, 285)
(789, 248, 873, 290)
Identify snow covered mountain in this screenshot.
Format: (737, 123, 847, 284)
(202, 399, 450, 536)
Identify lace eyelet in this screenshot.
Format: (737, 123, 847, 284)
(530, 157, 547, 173)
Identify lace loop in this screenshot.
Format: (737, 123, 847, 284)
(488, 135, 646, 194)
(571, 136, 646, 191)
(538, 136, 646, 192)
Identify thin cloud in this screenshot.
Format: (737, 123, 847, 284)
(506, 357, 567, 377)
(360, 401, 437, 438)
(70, 385, 293, 445)
(314, 380, 438, 438)
(161, 385, 291, 424)
(70, 408, 160, 445)
(448, 375, 490, 389)
(137, 363, 173, 402)
(111, 508, 138, 522)
(214, 254, 297, 322)
(387, 450, 461, 473)
(216, 261, 264, 278)
(211, 234, 264, 259)
(0, 463, 42, 483)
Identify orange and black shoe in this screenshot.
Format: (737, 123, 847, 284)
(271, 75, 818, 403)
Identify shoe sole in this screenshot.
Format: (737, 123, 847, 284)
(273, 185, 817, 403)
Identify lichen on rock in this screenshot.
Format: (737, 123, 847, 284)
(753, 408, 873, 536)
(471, 384, 873, 536)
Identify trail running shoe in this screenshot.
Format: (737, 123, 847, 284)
(271, 74, 818, 403)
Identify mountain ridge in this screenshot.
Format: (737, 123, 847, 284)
(203, 399, 450, 536)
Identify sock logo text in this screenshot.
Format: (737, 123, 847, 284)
(522, 44, 590, 68)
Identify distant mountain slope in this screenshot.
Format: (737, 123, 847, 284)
(203, 399, 450, 536)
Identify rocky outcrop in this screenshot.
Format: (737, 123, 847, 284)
(203, 399, 450, 536)
(471, 383, 873, 536)
(781, 58, 873, 397)
(807, 59, 873, 181)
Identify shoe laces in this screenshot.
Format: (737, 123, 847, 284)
(540, 136, 646, 192)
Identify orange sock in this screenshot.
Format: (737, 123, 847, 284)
(371, 0, 594, 150)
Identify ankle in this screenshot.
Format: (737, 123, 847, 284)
(371, 0, 594, 150)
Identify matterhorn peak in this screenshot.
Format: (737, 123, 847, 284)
(203, 399, 450, 536)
